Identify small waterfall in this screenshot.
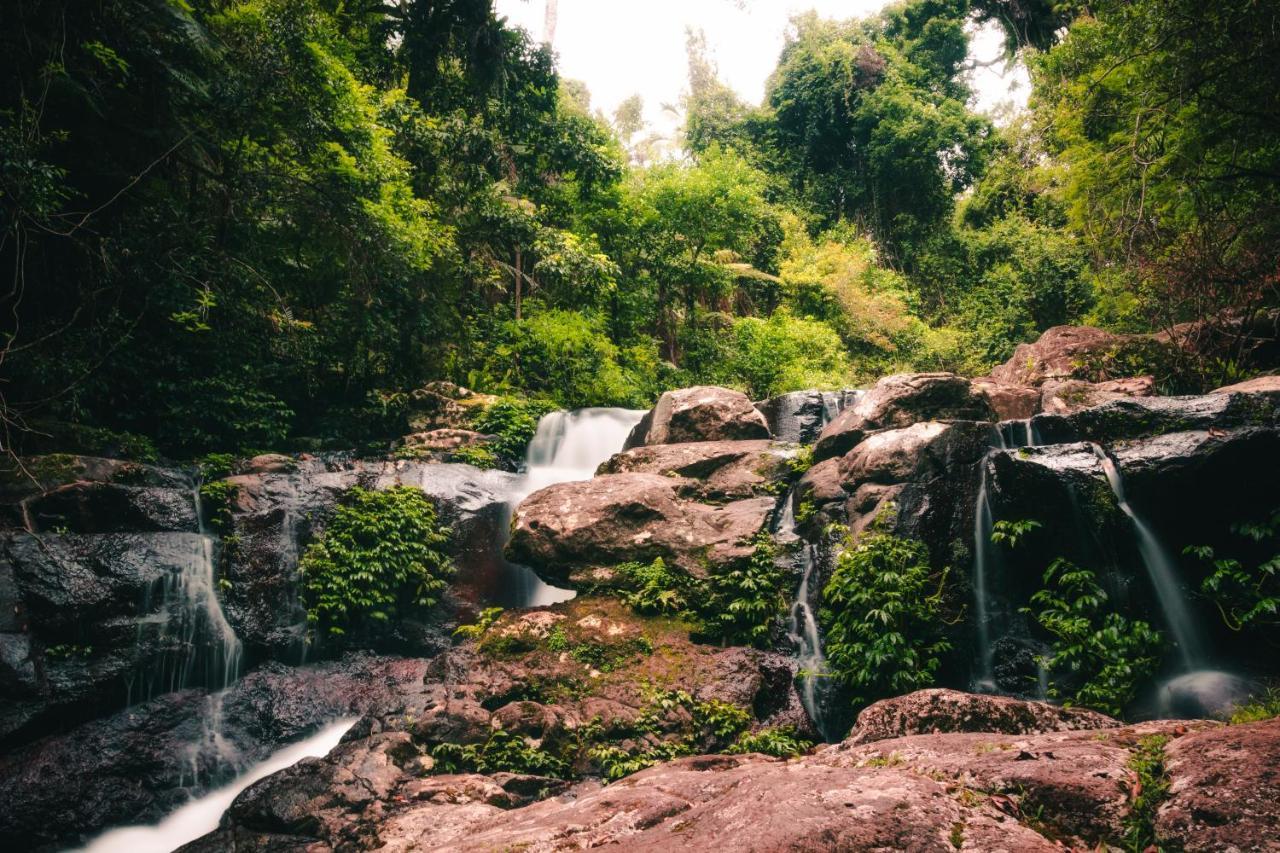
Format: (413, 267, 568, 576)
(130, 487, 243, 702)
(787, 543, 831, 739)
(971, 450, 999, 691)
(1090, 444, 1205, 669)
(73, 718, 356, 853)
(501, 407, 646, 608)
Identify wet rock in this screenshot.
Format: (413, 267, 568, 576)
(813, 372, 994, 462)
(21, 480, 199, 534)
(239, 454, 296, 475)
(754, 389, 860, 444)
(1041, 376, 1155, 415)
(1030, 391, 1280, 446)
(1157, 717, 1280, 851)
(596, 440, 792, 500)
(1155, 670, 1256, 719)
(0, 655, 427, 850)
(624, 386, 770, 449)
(507, 473, 773, 586)
(971, 377, 1041, 420)
(846, 688, 1119, 745)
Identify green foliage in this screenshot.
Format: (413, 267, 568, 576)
(430, 728, 568, 779)
(1120, 735, 1171, 853)
(700, 531, 789, 648)
(1025, 559, 1164, 717)
(990, 519, 1042, 549)
(820, 527, 952, 704)
(469, 397, 555, 463)
(1230, 688, 1280, 725)
(44, 644, 94, 661)
(453, 607, 504, 641)
(545, 625, 654, 672)
(448, 443, 498, 470)
(727, 726, 813, 758)
(1187, 509, 1280, 631)
(299, 486, 451, 638)
(198, 479, 239, 534)
(198, 453, 237, 480)
(618, 558, 695, 616)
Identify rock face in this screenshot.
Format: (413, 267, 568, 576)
(846, 688, 1120, 745)
(1040, 375, 1155, 414)
(181, 690, 1280, 853)
(624, 386, 770, 449)
(971, 377, 1042, 420)
(1213, 375, 1280, 394)
(813, 372, 995, 462)
(0, 655, 429, 850)
(989, 325, 1133, 387)
(596, 440, 792, 500)
(754, 389, 861, 444)
(507, 472, 774, 587)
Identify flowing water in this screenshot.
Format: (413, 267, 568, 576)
(787, 543, 831, 739)
(971, 451, 1000, 692)
(1091, 444, 1205, 669)
(501, 407, 646, 608)
(72, 718, 356, 853)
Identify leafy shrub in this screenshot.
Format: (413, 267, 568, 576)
(726, 311, 850, 399)
(198, 452, 237, 480)
(546, 625, 653, 672)
(1121, 735, 1171, 852)
(820, 528, 951, 704)
(727, 726, 813, 758)
(1187, 509, 1280, 631)
(1230, 688, 1280, 724)
(430, 728, 568, 778)
(618, 558, 694, 615)
(162, 376, 292, 454)
(1024, 558, 1163, 717)
(701, 531, 788, 648)
(449, 443, 498, 469)
(197, 479, 239, 533)
(453, 607, 504, 641)
(299, 487, 451, 638)
(470, 397, 556, 464)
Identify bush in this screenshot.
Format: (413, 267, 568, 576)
(725, 311, 849, 399)
(1187, 509, 1280, 631)
(701, 531, 789, 648)
(820, 527, 951, 705)
(727, 726, 813, 758)
(300, 487, 451, 638)
(430, 728, 568, 778)
(1024, 558, 1164, 717)
(470, 397, 556, 464)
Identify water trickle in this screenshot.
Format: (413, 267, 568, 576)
(73, 718, 356, 853)
(129, 486, 243, 703)
(971, 451, 999, 692)
(787, 543, 831, 739)
(1090, 444, 1205, 669)
(500, 408, 646, 608)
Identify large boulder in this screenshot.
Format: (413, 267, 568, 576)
(1040, 376, 1156, 415)
(971, 377, 1042, 421)
(846, 688, 1119, 745)
(624, 386, 770, 449)
(754, 389, 861, 444)
(813, 373, 995, 462)
(989, 325, 1133, 387)
(596, 440, 792, 500)
(1213, 375, 1280, 394)
(507, 473, 773, 587)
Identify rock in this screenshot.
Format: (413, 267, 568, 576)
(846, 688, 1120, 746)
(1212, 375, 1280, 394)
(1157, 717, 1280, 851)
(1156, 670, 1256, 719)
(404, 383, 496, 433)
(596, 440, 791, 500)
(0, 655, 429, 850)
(507, 473, 773, 587)
(239, 454, 296, 475)
(989, 325, 1133, 387)
(1030, 390, 1280, 445)
(754, 389, 861, 444)
(624, 386, 770, 449)
(400, 429, 492, 453)
(21, 480, 199, 534)
(813, 373, 995, 462)
(971, 377, 1042, 421)
(1040, 376, 1155, 414)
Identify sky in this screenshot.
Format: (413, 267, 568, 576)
(494, 0, 1029, 137)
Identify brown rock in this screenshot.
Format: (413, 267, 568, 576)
(625, 386, 770, 449)
(1041, 376, 1155, 415)
(240, 453, 295, 475)
(971, 377, 1041, 420)
(1157, 717, 1280, 852)
(400, 429, 492, 452)
(813, 373, 994, 462)
(1212, 375, 1280, 395)
(596, 440, 790, 500)
(846, 688, 1120, 746)
(989, 325, 1130, 387)
(507, 473, 772, 586)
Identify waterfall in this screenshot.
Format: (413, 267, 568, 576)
(787, 543, 831, 740)
(501, 407, 646, 608)
(72, 718, 356, 853)
(1090, 444, 1205, 669)
(130, 486, 243, 703)
(971, 450, 999, 692)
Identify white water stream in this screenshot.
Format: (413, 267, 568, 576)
(71, 718, 356, 853)
(504, 407, 646, 607)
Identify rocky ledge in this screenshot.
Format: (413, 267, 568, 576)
(179, 689, 1280, 852)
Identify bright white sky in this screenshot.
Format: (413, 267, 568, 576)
(495, 0, 1028, 137)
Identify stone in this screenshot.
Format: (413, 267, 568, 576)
(989, 325, 1132, 387)
(507, 473, 773, 586)
(595, 440, 791, 500)
(846, 688, 1120, 746)
(1212, 375, 1280, 394)
(400, 429, 492, 453)
(754, 389, 861, 444)
(813, 373, 994, 462)
(971, 377, 1042, 421)
(624, 386, 770, 448)
(1040, 376, 1155, 415)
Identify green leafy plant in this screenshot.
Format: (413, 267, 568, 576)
(449, 443, 498, 469)
(1230, 687, 1280, 724)
(429, 728, 568, 779)
(453, 607, 504, 641)
(618, 557, 693, 615)
(1187, 509, 1280, 631)
(198, 452, 237, 480)
(1120, 735, 1171, 852)
(1025, 559, 1164, 717)
(727, 725, 813, 758)
(470, 397, 556, 463)
(700, 531, 788, 648)
(197, 479, 239, 533)
(299, 487, 451, 638)
(990, 519, 1042, 549)
(820, 526, 952, 705)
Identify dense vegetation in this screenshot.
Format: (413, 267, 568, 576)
(1, 0, 1275, 457)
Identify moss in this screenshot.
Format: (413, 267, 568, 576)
(1230, 687, 1280, 724)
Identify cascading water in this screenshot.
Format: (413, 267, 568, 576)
(500, 407, 646, 608)
(1090, 444, 1205, 669)
(72, 718, 356, 853)
(787, 542, 831, 739)
(1091, 445, 1205, 668)
(971, 450, 1000, 692)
